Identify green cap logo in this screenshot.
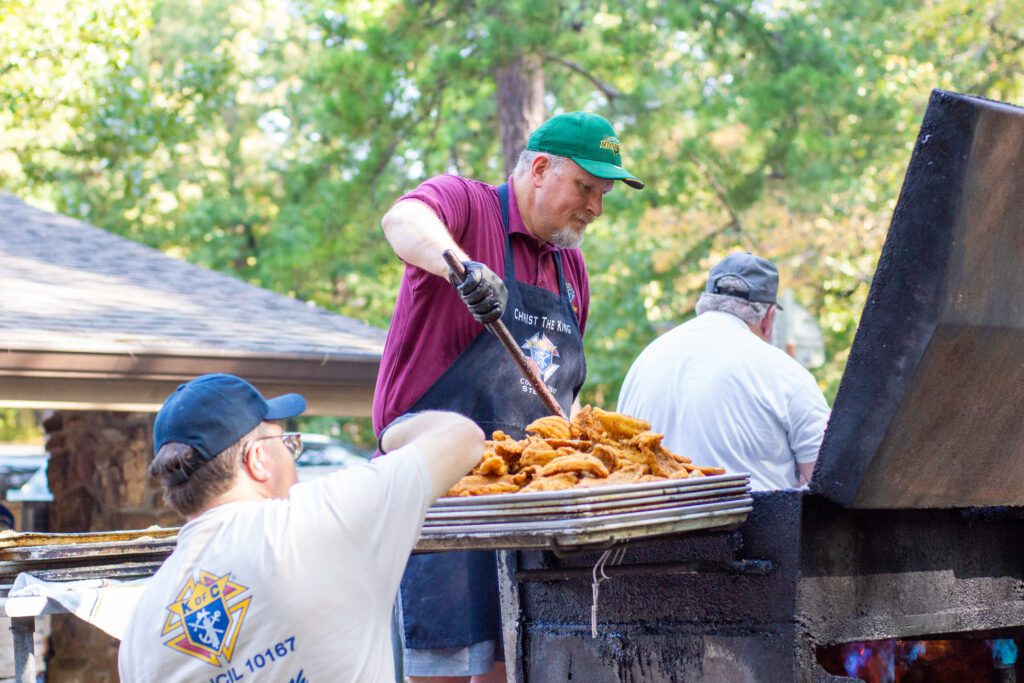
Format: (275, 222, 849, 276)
(526, 112, 643, 190)
(599, 136, 620, 154)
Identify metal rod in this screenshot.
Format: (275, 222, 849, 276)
(11, 616, 36, 683)
(515, 559, 773, 583)
(443, 250, 567, 419)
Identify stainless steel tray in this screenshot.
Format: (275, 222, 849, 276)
(421, 497, 750, 533)
(415, 503, 752, 552)
(433, 473, 750, 509)
(423, 488, 750, 524)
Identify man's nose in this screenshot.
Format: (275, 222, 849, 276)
(587, 192, 604, 218)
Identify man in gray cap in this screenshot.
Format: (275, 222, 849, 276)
(617, 253, 830, 490)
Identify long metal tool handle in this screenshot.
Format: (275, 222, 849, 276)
(443, 250, 567, 419)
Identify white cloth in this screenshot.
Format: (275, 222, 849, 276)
(617, 311, 830, 490)
(119, 445, 434, 683)
(6, 574, 147, 639)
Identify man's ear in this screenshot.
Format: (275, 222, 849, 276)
(243, 442, 273, 483)
(530, 154, 551, 187)
(761, 305, 777, 340)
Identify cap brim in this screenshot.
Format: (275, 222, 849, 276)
(264, 393, 307, 420)
(572, 157, 645, 190)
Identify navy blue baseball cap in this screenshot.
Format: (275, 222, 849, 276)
(154, 374, 306, 460)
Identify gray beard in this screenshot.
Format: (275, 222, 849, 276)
(549, 226, 585, 249)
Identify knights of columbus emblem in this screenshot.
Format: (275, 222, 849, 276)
(162, 570, 252, 666)
(522, 332, 560, 382)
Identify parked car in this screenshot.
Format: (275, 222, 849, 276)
(0, 448, 51, 531)
(0, 452, 47, 497)
(6, 460, 52, 503)
(295, 433, 371, 482)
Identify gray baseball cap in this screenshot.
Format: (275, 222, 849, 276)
(706, 252, 783, 308)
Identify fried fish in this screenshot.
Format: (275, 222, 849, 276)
(442, 406, 727, 497)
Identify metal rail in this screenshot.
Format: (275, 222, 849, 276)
(515, 558, 774, 582)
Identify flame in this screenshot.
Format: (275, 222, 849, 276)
(822, 638, 1019, 681)
(989, 639, 1018, 667)
(842, 640, 895, 683)
(904, 641, 925, 665)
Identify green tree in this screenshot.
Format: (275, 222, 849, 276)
(5, 0, 1024, 421)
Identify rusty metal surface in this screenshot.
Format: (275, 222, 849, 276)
(1, 561, 167, 588)
(0, 529, 178, 589)
(0, 528, 177, 551)
(813, 89, 1024, 508)
(0, 537, 176, 563)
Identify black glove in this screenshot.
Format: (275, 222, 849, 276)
(449, 260, 507, 324)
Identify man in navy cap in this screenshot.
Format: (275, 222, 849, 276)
(119, 373, 483, 683)
(618, 253, 830, 490)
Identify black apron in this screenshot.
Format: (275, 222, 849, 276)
(399, 183, 586, 649)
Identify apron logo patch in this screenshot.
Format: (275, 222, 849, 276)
(162, 570, 252, 667)
(523, 332, 561, 382)
(565, 282, 579, 316)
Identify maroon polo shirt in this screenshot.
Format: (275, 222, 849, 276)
(372, 175, 591, 435)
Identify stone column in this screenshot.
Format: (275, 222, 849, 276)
(42, 410, 181, 681)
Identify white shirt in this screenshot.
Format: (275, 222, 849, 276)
(119, 446, 434, 683)
(617, 311, 830, 490)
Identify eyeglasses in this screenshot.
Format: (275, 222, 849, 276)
(245, 432, 303, 461)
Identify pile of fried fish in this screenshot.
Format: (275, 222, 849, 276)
(444, 406, 726, 497)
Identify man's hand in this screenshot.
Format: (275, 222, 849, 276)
(797, 461, 816, 487)
(449, 261, 507, 324)
(379, 411, 485, 501)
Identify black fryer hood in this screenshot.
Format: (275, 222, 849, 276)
(812, 89, 1024, 508)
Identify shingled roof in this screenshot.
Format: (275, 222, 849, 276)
(0, 194, 387, 416)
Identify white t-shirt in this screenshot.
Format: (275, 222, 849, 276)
(617, 311, 830, 490)
(119, 446, 433, 683)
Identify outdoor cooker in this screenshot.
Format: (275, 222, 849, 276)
(491, 89, 1024, 682)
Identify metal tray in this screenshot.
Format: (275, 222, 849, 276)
(423, 488, 751, 524)
(433, 473, 750, 510)
(415, 503, 752, 552)
(421, 497, 750, 534)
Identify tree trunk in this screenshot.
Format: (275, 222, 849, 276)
(496, 54, 546, 177)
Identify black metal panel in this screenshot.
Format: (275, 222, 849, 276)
(797, 496, 1024, 647)
(813, 89, 1024, 508)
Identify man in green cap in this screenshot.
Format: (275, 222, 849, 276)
(375, 112, 642, 682)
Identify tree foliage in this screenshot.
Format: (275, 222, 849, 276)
(4, 0, 1024, 443)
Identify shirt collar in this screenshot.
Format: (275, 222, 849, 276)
(702, 310, 754, 331)
(506, 176, 558, 254)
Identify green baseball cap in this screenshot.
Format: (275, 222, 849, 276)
(526, 112, 644, 190)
